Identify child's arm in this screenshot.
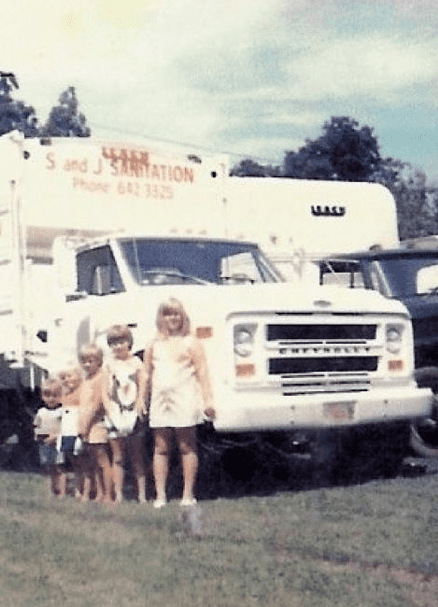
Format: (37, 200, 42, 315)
(191, 338, 215, 419)
(33, 411, 46, 441)
(135, 367, 148, 418)
(101, 363, 113, 416)
(44, 430, 58, 446)
(140, 344, 154, 416)
(78, 385, 100, 440)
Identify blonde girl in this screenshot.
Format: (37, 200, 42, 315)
(78, 344, 113, 504)
(143, 298, 215, 508)
(58, 365, 88, 500)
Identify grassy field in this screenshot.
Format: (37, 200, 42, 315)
(0, 470, 437, 607)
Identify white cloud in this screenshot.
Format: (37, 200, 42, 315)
(285, 35, 438, 103)
(3, 0, 438, 173)
(262, 111, 326, 128)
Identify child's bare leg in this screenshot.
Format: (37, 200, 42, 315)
(153, 428, 171, 503)
(72, 456, 89, 501)
(93, 444, 113, 504)
(58, 467, 67, 499)
(128, 434, 147, 503)
(110, 438, 125, 503)
(45, 469, 55, 499)
(48, 465, 61, 498)
(81, 463, 93, 503)
(91, 446, 104, 502)
(177, 426, 198, 503)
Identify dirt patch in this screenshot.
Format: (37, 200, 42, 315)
(337, 561, 438, 607)
(275, 548, 438, 607)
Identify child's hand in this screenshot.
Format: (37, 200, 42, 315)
(44, 433, 56, 446)
(135, 401, 148, 420)
(203, 406, 216, 420)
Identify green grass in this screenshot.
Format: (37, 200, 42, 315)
(0, 472, 436, 606)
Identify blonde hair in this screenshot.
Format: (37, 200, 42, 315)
(106, 324, 134, 349)
(79, 343, 103, 366)
(41, 378, 62, 399)
(156, 298, 190, 337)
(58, 365, 82, 383)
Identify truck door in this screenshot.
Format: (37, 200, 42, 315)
(51, 244, 131, 362)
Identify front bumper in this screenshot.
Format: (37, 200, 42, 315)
(214, 385, 433, 432)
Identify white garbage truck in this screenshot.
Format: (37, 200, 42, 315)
(0, 132, 432, 486)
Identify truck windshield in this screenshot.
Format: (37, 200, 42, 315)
(370, 254, 438, 297)
(119, 238, 282, 285)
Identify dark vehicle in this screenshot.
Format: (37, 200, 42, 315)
(319, 247, 438, 456)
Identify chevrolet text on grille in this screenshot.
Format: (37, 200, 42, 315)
(277, 345, 372, 355)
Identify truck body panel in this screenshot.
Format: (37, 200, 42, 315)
(224, 177, 398, 282)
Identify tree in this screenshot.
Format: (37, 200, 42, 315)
(390, 170, 438, 240)
(0, 72, 40, 137)
(230, 158, 281, 177)
(41, 86, 90, 137)
(284, 116, 382, 181)
(281, 115, 438, 237)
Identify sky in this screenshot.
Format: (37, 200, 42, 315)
(3, 0, 438, 179)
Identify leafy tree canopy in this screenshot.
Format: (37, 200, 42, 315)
(283, 116, 382, 182)
(230, 158, 281, 177)
(0, 73, 91, 139)
(0, 72, 39, 137)
(41, 86, 90, 137)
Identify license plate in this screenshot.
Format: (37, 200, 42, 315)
(323, 401, 355, 422)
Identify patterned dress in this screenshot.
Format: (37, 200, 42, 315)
(103, 356, 143, 438)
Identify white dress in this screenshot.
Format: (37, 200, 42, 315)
(149, 336, 203, 428)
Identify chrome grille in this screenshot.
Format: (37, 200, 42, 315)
(267, 324, 376, 341)
(266, 322, 378, 395)
(281, 374, 371, 396)
(268, 356, 378, 374)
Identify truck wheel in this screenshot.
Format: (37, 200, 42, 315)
(410, 420, 438, 457)
(410, 367, 438, 457)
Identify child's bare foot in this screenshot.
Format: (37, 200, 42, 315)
(101, 497, 115, 506)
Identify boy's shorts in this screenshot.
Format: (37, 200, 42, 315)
(60, 436, 83, 456)
(39, 443, 64, 467)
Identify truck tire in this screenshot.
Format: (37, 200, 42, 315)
(410, 367, 438, 457)
(410, 424, 438, 457)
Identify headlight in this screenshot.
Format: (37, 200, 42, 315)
(386, 324, 403, 354)
(234, 324, 256, 357)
